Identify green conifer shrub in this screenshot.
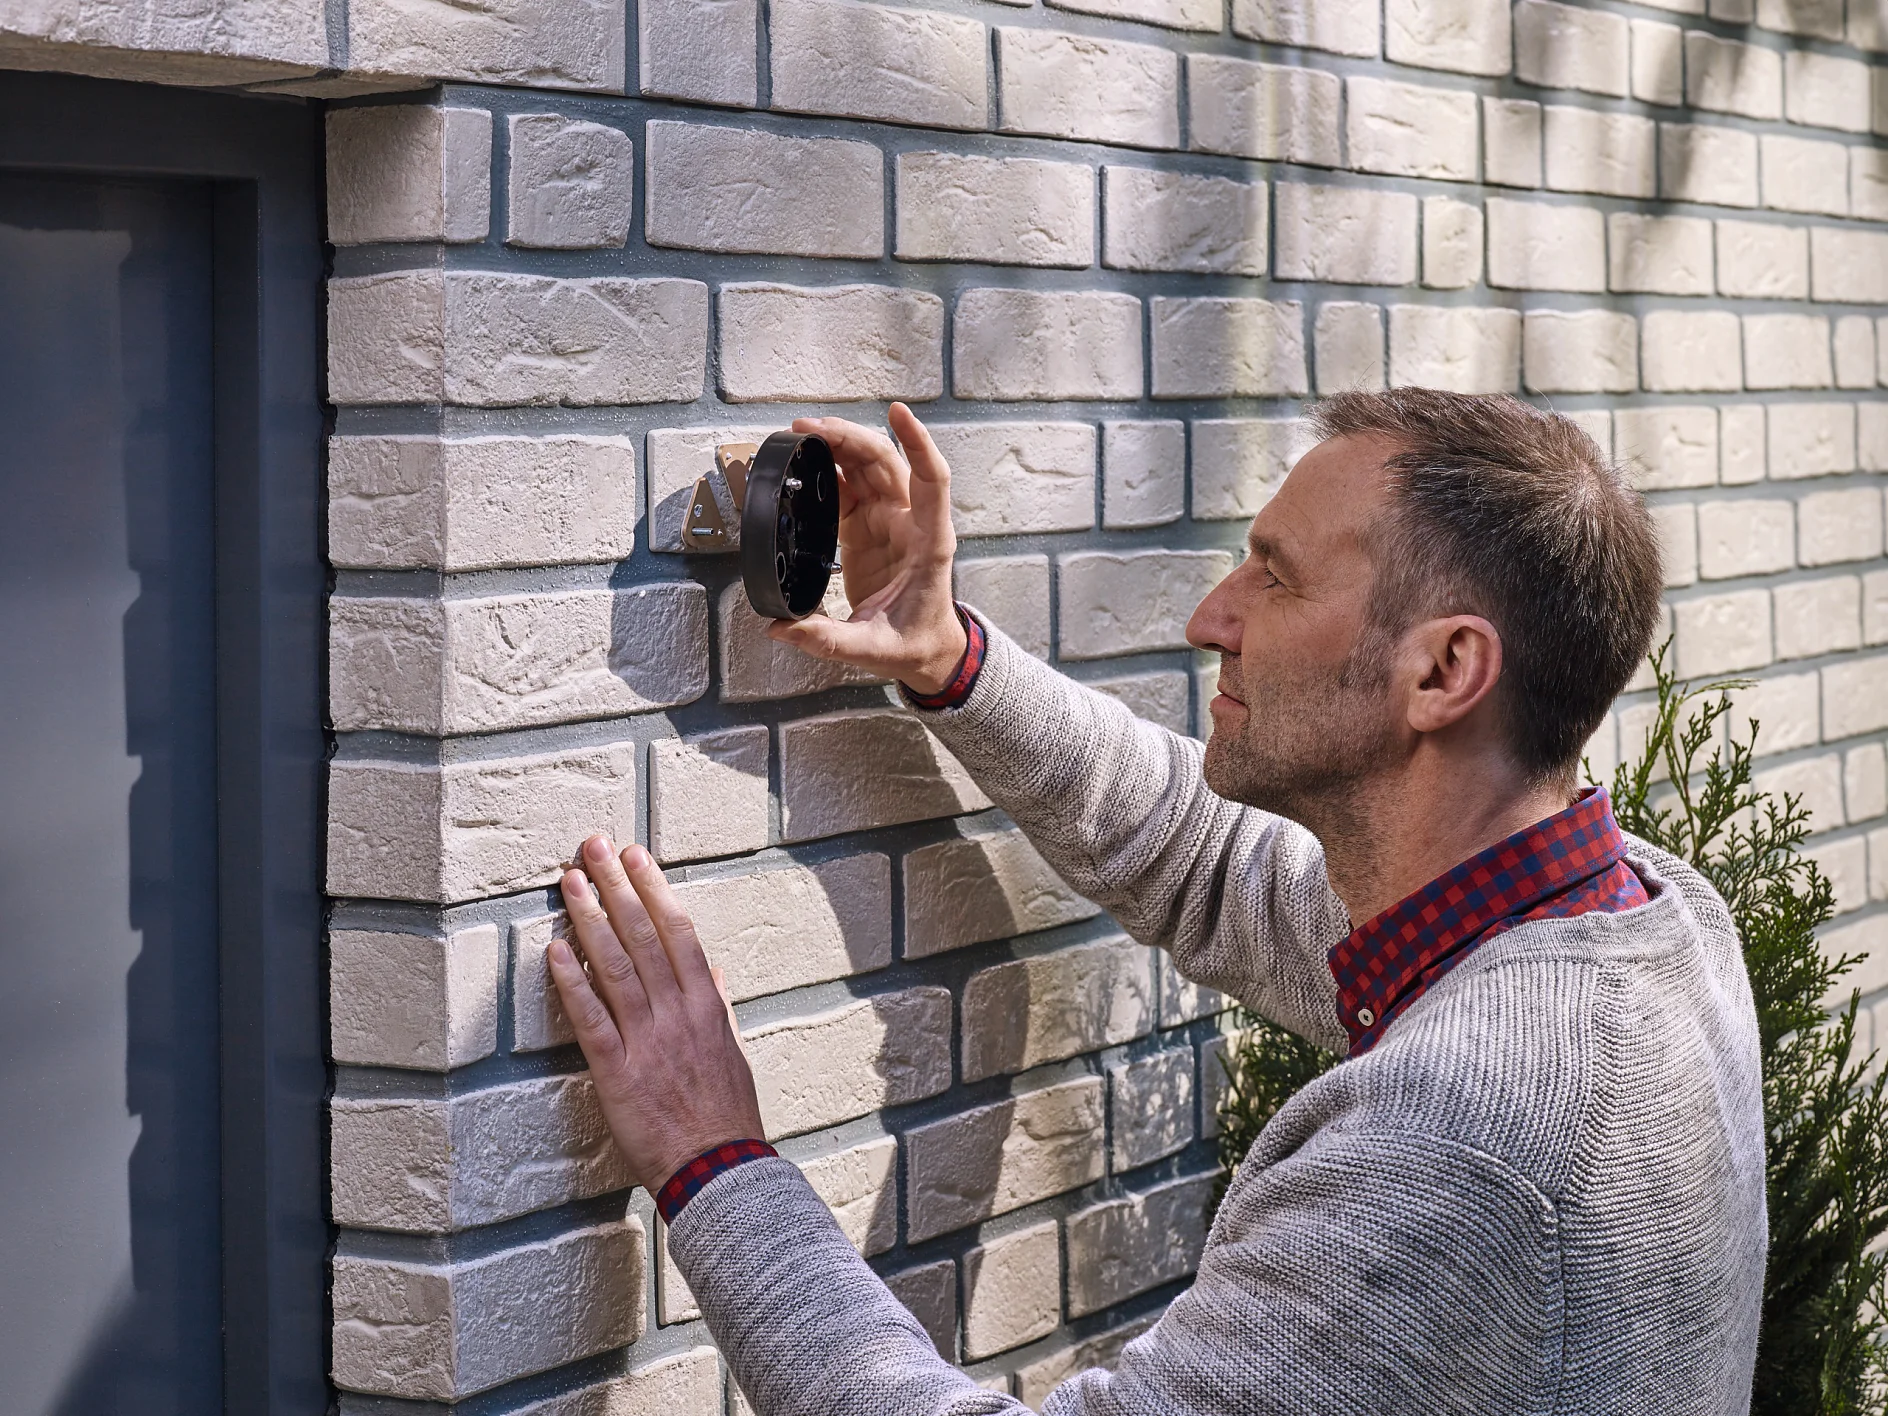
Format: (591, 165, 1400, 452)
(1209, 648, 1888, 1413)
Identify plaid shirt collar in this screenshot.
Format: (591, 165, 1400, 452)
(1329, 787, 1636, 1056)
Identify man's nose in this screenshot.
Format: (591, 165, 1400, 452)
(1186, 576, 1241, 656)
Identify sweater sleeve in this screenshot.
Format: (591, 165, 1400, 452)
(668, 1133, 1565, 1416)
(913, 613, 1351, 1051)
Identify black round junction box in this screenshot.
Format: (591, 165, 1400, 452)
(740, 431, 840, 621)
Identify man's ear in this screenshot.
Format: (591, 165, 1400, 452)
(1404, 615, 1503, 735)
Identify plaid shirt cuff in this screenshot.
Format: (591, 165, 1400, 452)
(655, 1138, 778, 1224)
(906, 605, 985, 711)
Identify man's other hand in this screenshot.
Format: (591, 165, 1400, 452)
(766, 403, 968, 697)
(547, 834, 766, 1195)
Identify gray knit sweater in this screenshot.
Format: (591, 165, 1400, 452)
(670, 621, 1767, 1415)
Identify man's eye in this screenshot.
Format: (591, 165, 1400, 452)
(1258, 567, 1281, 589)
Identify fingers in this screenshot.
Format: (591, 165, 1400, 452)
(766, 607, 904, 669)
(575, 835, 684, 1008)
(546, 936, 627, 1067)
(710, 965, 746, 1055)
(559, 867, 652, 1028)
(619, 844, 717, 994)
(887, 404, 953, 553)
(795, 416, 909, 501)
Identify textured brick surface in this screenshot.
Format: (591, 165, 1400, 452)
(904, 824, 1100, 957)
(508, 113, 634, 249)
(1345, 76, 1478, 180)
(930, 422, 1097, 535)
(961, 935, 1156, 1080)
(1151, 297, 1308, 398)
(1103, 420, 1187, 528)
(1388, 304, 1521, 392)
(1609, 213, 1712, 294)
(646, 121, 882, 259)
(905, 1077, 1106, 1240)
(962, 1221, 1061, 1359)
(1065, 1172, 1214, 1316)
(955, 289, 1143, 401)
(997, 28, 1180, 148)
(1187, 55, 1341, 164)
(649, 727, 771, 864)
(1273, 184, 1417, 285)
(1110, 1047, 1196, 1169)
(1103, 167, 1266, 275)
(1486, 197, 1606, 292)
(1544, 106, 1655, 198)
(770, 0, 987, 129)
(719, 283, 943, 402)
(1058, 550, 1236, 658)
(331, 925, 501, 1071)
(638, 0, 757, 104)
(744, 989, 953, 1136)
(328, 106, 492, 245)
(900, 153, 1094, 267)
(957, 556, 1054, 658)
(778, 709, 990, 840)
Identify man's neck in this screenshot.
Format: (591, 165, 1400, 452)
(1317, 757, 1574, 929)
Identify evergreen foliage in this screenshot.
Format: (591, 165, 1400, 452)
(1209, 647, 1888, 1413)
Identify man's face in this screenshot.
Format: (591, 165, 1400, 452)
(1185, 434, 1405, 826)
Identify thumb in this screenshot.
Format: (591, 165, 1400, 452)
(766, 610, 901, 669)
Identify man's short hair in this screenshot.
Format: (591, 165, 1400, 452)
(1310, 388, 1663, 788)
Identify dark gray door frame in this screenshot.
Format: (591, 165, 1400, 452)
(0, 70, 328, 1414)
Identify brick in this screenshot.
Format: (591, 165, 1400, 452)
(331, 925, 500, 1071)
(1151, 297, 1308, 399)
(1058, 549, 1235, 658)
(930, 422, 1096, 535)
(1855, 147, 1888, 221)
(1315, 302, 1387, 394)
(328, 434, 636, 572)
(329, 585, 709, 734)
(1199, 1032, 1235, 1138)
(1854, 0, 1888, 49)
(1065, 1172, 1212, 1316)
(506, 114, 633, 250)
(963, 935, 1156, 1081)
(1514, 0, 1628, 96)
(1090, 670, 1193, 736)
(722, 283, 944, 402)
(1785, 50, 1872, 132)
(904, 824, 1099, 958)
(962, 1221, 1061, 1359)
(1809, 835, 1871, 914)
(1609, 213, 1712, 294)
(327, 106, 491, 245)
(1762, 134, 1851, 217)
(1824, 915, 1888, 996)
(1674, 589, 1773, 676)
(1015, 1317, 1157, 1409)
(778, 709, 989, 840)
(1344, 76, 1478, 180)
(346, 0, 622, 88)
(1388, 305, 1522, 393)
(955, 288, 1142, 401)
(328, 744, 636, 905)
(1685, 33, 1781, 119)
(1186, 55, 1342, 165)
(1864, 405, 1888, 469)
(1193, 415, 1314, 521)
(1879, 66, 1888, 135)
(1385, 0, 1510, 76)
(511, 912, 580, 1052)
(1874, 828, 1888, 905)
(1110, 1047, 1195, 1170)
(1630, 18, 1684, 106)
(1768, 402, 1855, 478)
(1756, 0, 1844, 36)
(1658, 124, 1758, 208)
(1799, 486, 1883, 564)
(1715, 219, 1808, 299)
(1652, 502, 1698, 587)
(745, 988, 952, 1136)
(957, 556, 1052, 658)
(1869, 570, 1888, 644)
(906, 1077, 1105, 1241)
(1048, 0, 1218, 29)
(328, 271, 709, 407)
(1721, 405, 1767, 485)
(1753, 755, 1846, 832)
(1483, 97, 1543, 187)
(645, 121, 880, 259)
(1697, 498, 1794, 579)
(1521, 309, 1637, 393)
(1848, 744, 1888, 821)
(638, 0, 757, 105)
(654, 1219, 700, 1326)
(1161, 963, 1228, 1025)
(649, 727, 770, 864)
(1642, 310, 1743, 392)
(1422, 197, 1483, 289)
(331, 1221, 644, 1400)
(798, 1135, 901, 1255)
(997, 28, 1180, 149)
(1544, 106, 1655, 198)
(1103, 421, 1186, 529)
(1486, 197, 1605, 291)
(1566, 408, 1613, 460)
(1729, 670, 1822, 755)
(717, 581, 884, 703)
(515, 1346, 721, 1416)
(332, 1076, 632, 1233)
(1812, 228, 1888, 303)
(1775, 576, 1863, 659)
(1615, 407, 1719, 490)
(883, 1261, 958, 1357)
(1103, 167, 1265, 275)
(674, 854, 893, 1002)
(644, 421, 779, 553)
(1836, 317, 1879, 390)
(1273, 183, 1418, 285)
(770, 0, 987, 129)
(898, 153, 1093, 268)
(1231, 0, 1380, 55)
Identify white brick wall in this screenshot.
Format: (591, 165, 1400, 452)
(306, 0, 1888, 1394)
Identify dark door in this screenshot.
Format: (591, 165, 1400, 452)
(0, 172, 224, 1415)
(0, 72, 327, 1415)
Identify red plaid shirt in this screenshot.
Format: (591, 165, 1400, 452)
(1330, 787, 1647, 1056)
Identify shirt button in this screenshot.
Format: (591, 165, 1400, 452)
(1356, 1007, 1376, 1027)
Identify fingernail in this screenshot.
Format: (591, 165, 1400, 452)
(548, 939, 572, 965)
(622, 843, 650, 871)
(585, 835, 613, 861)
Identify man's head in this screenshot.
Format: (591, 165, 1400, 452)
(1187, 389, 1663, 836)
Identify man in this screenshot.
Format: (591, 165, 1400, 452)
(546, 389, 1766, 1414)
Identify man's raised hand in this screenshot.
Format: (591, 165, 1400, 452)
(766, 403, 968, 696)
(546, 834, 765, 1195)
